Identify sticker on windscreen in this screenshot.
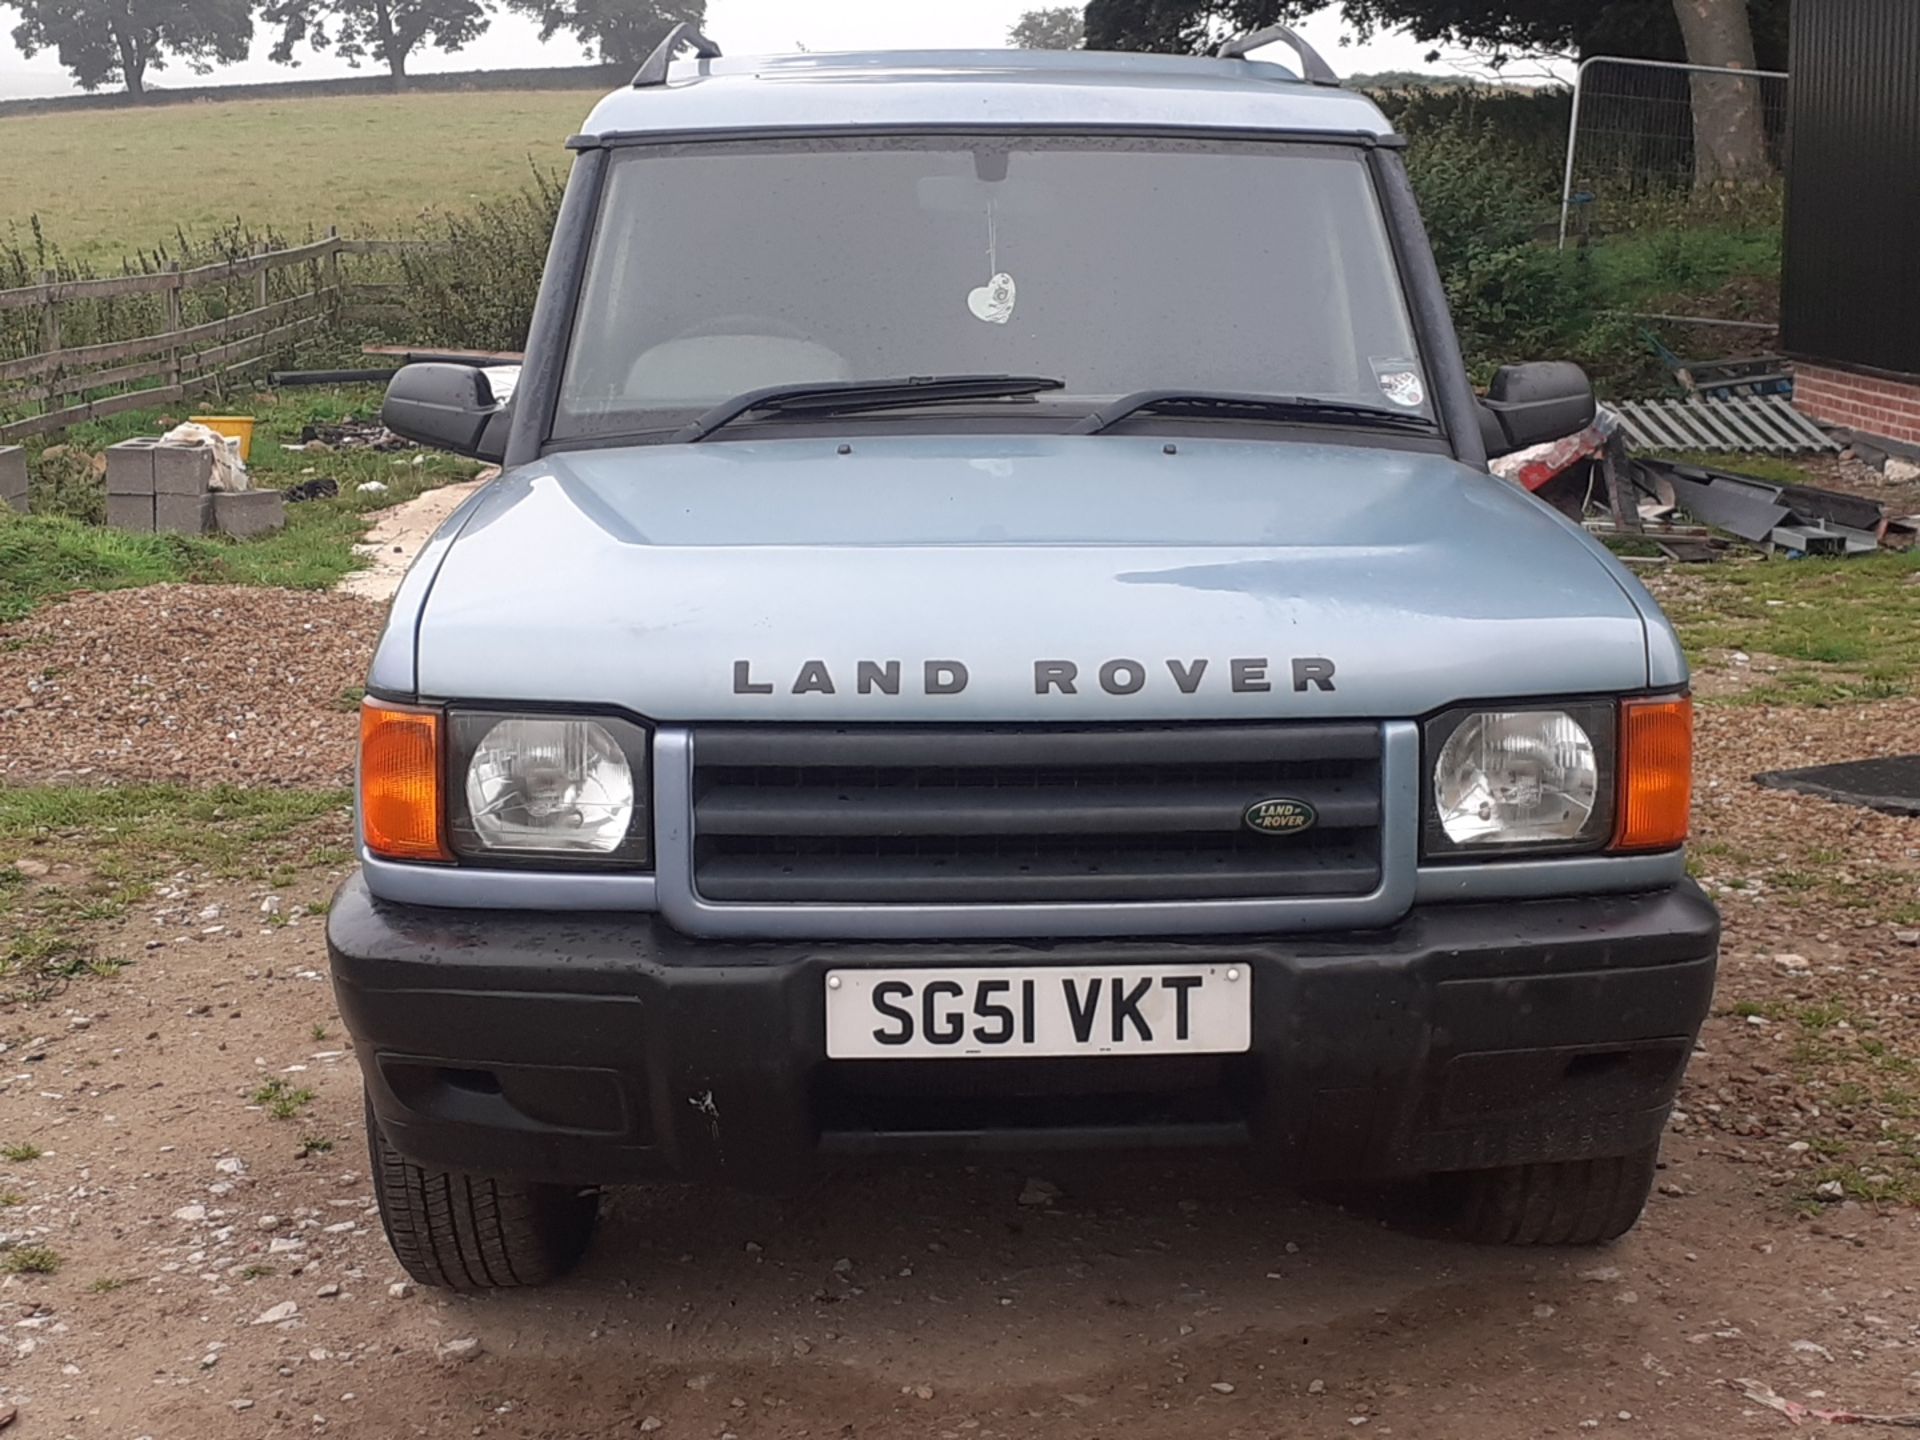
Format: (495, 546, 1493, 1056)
(1371, 357, 1426, 409)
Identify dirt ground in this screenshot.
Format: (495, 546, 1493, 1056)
(4, 581, 1920, 1439)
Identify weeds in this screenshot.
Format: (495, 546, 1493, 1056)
(1, 1141, 44, 1162)
(88, 1275, 131, 1294)
(252, 1078, 316, 1120)
(0, 783, 349, 1001)
(1, 1245, 61, 1275)
(297, 1136, 333, 1157)
(1665, 552, 1920, 706)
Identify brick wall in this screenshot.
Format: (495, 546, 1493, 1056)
(1795, 363, 1920, 448)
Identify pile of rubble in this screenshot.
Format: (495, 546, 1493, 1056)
(1493, 406, 1919, 563)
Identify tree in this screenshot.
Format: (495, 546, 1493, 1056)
(1667, 0, 1771, 186)
(263, 0, 493, 80)
(1083, 0, 1782, 185)
(10, 0, 255, 96)
(501, 0, 704, 67)
(1010, 7, 1085, 49)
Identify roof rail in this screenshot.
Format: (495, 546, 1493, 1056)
(633, 22, 722, 88)
(1216, 24, 1341, 87)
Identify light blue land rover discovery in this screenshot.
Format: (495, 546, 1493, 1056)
(329, 25, 1717, 1289)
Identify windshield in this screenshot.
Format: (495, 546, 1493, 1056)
(555, 135, 1433, 440)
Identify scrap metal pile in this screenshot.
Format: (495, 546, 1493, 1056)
(1492, 404, 1919, 563)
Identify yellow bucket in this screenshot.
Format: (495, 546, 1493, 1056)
(189, 415, 256, 463)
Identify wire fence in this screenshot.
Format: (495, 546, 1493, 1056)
(1557, 56, 1789, 249)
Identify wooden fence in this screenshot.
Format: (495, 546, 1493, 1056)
(0, 232, 427, 443)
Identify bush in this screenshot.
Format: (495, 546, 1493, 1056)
(1401, 109, 1598, 379)
(396, 166, 564, 354)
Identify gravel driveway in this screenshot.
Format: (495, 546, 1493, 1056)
(2, 563, 1920, 1437)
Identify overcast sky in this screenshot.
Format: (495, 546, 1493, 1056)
(0, 1, 1554, 100)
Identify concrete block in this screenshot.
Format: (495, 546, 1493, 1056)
(154, 442, 215, 496)
(213, 489, 285, 539)
(106, 493, 155, 532)
(0, 446, 25, 513)
(105, 438, 160, 496)
(155, 492, 213, 535)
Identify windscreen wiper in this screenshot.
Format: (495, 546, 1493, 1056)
(674, 374, 1065, 443)
(1070, 389, 1437, 437)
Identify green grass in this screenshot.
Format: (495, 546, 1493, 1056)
(3, 90, 595, 265)
(0, 1141, 43, 1162)
(1652, 451, 1822, 490)
(297, 1135, 333, 1157)
(251, 1077, 316, 1120)
(0, 784, 349, 1000)
(0, 386, 476, 621)
(88, 1275, 131, 1294)
(1586, 225, 1782, 309)
(1663, 552, 1920, 706)
(0, 1245, 61, 1275)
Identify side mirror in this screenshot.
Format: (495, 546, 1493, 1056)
(382, 363, 510, 463)
(1478, 361, 1596, 458)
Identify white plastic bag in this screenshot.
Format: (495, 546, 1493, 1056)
(160, 422, 250, 492)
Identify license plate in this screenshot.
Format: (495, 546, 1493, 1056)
(824, 965, 1251, 1059)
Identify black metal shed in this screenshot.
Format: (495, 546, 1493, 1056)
(1781, 0, 1920, 380)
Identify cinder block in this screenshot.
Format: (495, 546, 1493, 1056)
(106, 492, 155, 532)
(105, 438, 159, 496)
(0, 446, 25, 513)
(213, 489, 285, 539)
(154, 443, 215, 496)
(155, 492, 213, 535)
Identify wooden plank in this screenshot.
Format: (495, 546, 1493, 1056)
(0, 289, 335, 385)
(40, 355, 174, 402)
(0, 269, 180, 311)
(178, 237, 340, 290)
(0, 383, 187, 443)
(0, 308, 322, 439)
(360, 344, 525, 363)
(0, 239, 342, 311)
(182, 311, 324, 374)
(336, 238, 445, 255)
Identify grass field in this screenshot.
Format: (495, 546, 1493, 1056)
(0, 89, 599, 265)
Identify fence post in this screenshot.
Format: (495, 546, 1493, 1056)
(38, 270, 59, 353)
(255, 243, 270, 311)
(39, 270, 58, 422)
(1557, 58, 1594, 251)
(164, 262, 184, 391)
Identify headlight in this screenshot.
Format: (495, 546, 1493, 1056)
(1424, 704, 1614, 858)
(448, 712, 651, 866)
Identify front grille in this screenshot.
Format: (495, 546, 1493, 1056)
(688, 724, 1383, 905)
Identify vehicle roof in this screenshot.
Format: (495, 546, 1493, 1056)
(575, 48, 1397, 144)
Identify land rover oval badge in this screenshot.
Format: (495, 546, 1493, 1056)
(1244, 797, 1317, 836)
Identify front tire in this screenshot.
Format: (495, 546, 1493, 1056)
(1430, 1143, 1660, 1246)
(365, 1093, 599, 1289)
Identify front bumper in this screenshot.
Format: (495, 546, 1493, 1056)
(328, 875, 1719, 1191)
